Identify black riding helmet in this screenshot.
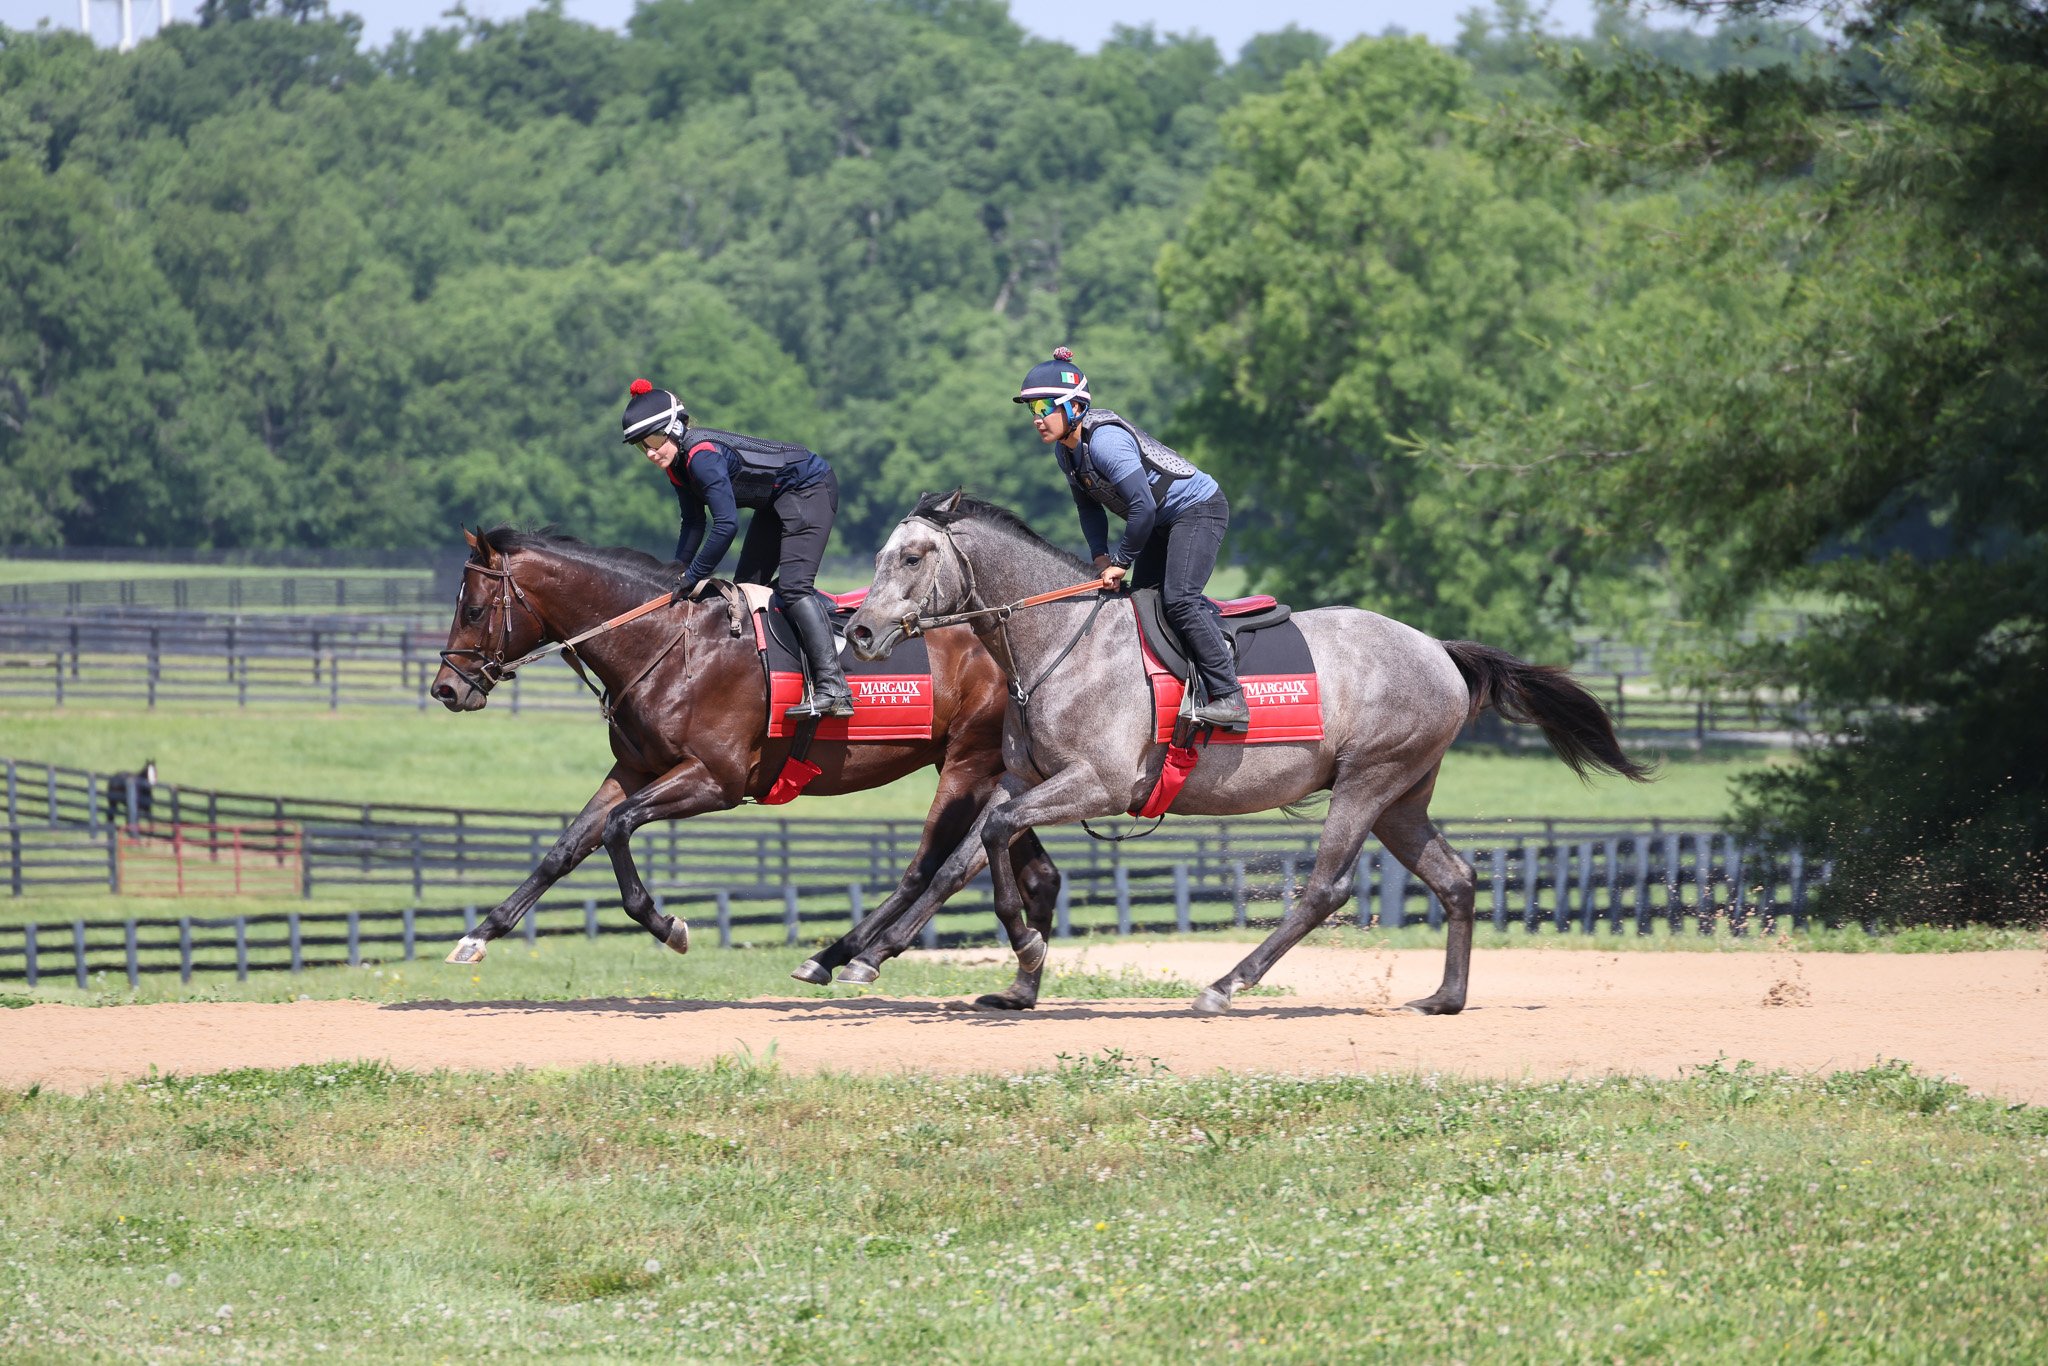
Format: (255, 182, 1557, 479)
(1013, 346, 1090, 425)
(621, 378, 689, 444)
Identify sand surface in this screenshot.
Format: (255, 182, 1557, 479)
(6, 943, 2046, 1101)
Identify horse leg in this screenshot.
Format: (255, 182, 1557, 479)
(1193, 763, 1404, 1015)
(446, 766, 643, 965)
(600, 758, 740, 955)
(1372, 772, 1478, 1015)
(970, 829, 1062, 1011)
(977, 766, 1119, 951)
(792, 760, 994, 984)
(838, 793, 1007, 983)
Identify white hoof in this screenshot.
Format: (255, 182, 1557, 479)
(665, 918, 690, 956)
(1015, 929, 1047, 974)
(790, 959, 833, 986)
(1191, 985, 1234, 1016)
(837, 962, 880, 985)
(446, 936, 487, 966)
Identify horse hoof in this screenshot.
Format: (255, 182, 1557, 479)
(446, 937, 487, 966)
(1191, 986, 1234, 1016)
(972, 991, 1036, 1012)
(1401, 994, 1463, 1016)
(837, 962, 880, 986)
(1014, 930, 1047, 974)
(790, 959, 833, 986)
(665, 918, 690, 956)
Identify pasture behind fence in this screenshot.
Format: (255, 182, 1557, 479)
(0, 832, 1832, 988)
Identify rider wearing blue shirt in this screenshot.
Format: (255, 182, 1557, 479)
(1015, 348, 1250, 731)
(620, 379, 853, 719)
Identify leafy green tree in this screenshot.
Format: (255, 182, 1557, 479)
(1159, 35, 1601, 651)
(1457, 0, 2047, 922)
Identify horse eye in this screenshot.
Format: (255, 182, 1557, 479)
(463, 606, 484, 624)
(903, 554, 922, 567)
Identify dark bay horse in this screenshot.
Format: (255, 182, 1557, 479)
(838, 492, 1652, 1015)
(429, 527, 1059, 1001)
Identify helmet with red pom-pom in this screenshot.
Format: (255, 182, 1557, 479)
(622, 379, 688, 445)
(1013, 347, 1089, 418)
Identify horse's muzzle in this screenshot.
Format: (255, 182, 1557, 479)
(847, 620, 903, 662)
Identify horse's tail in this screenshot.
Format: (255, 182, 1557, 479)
(1441, 640, 1657, 784)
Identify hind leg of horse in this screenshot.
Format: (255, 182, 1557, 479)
(971, 829, 1062, 1011)
(601, 758, 740, 955)
(447, 766, 642, 965)
(794, 760, 997, 983)
(1194, 764, 1405, 1014)
(1372, 773, 1477, 1015)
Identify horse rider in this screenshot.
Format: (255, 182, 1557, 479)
(1014, 347, 1250, 731)
(621, 379, 854, 718)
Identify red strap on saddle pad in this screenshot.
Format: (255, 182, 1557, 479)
(1130, 743, 1200, 819)
(760, 756, 823, 806)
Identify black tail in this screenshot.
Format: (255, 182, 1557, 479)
(1442, 640, 1657, 784)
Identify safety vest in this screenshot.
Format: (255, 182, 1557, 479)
(682, 428, 819, 504)
(1057, 409, 1201, 518)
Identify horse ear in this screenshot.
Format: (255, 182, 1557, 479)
(463, 526, 481, 551)
(938, 488, 964, 513)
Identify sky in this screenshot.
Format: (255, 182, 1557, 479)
(10, 0, 1622, 56)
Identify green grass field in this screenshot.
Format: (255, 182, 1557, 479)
(1, 1055, 2041, 1361)
(2, 706, 1768, 819)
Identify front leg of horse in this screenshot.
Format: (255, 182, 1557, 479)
(601, 759, 737, 957)
(972, 829, 1061, 1012)
(447, 772, 634, 965)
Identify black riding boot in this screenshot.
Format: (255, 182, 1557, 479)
(782, 594, 855, 719)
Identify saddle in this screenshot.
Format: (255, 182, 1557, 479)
(1128, 587, 1291, 683)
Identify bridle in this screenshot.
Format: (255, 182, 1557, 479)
(438, 556, 679, 719)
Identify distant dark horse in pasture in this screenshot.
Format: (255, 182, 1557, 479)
(428, 527, 1060, 1004)
(837, 492, 1652, 1014)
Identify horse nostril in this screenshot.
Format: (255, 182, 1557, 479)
(432, 683, 457, 701)
(849, 625, 872, 647)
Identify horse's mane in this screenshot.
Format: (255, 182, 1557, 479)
(908, 492, 1089, 573)
(477, 526, 675, 595)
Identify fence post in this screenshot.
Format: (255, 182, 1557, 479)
(848, 883, 864, 927)
(1232, 860, 1248, 928)
(179, 917, 192, 983)
(9, 825, 21, 897)
(584, 897, 599, 939)
(1515, 841, 1533, 934)
(24, 922, 37, 987)
(1633, 837, 1651, 936)
(347, 911, 361, 967)
(1489, 847, 1507, 931)
(920, 908, 938, 950)
(462, 905, 477, 936)
(1728, 843, 1748, 938)
(784, 885, 801, 946)
(524, 906, 538, 948)
(233, 917, 248, 980)
(1173, 863, 1191, 933)
(73, 919, 87, 989)
(403, 906, 416, 961)
(1604, 836, 1623, 932)
(147, 628, 159, 709)
(1382, 855, 1407, 929)
(1577, 843, 1597, 935)
(1115, 865, 1131, 935)
(107, 823, 120, 893)
(125, 773, 140, 831)
(289, 912, 303, 973)
(4, 758, 14, 825)
(87, 773, 100, 835)
(125, 920, 139, 988)
(1055, 882, 1071, 939)
(715, 891, 732, 948)
(1663, 834, 1682, 934)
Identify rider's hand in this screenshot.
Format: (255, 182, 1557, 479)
(1092, 554, 1112, 572)
(671, 576, 699, 605)
(1099, 563, 1127, 591)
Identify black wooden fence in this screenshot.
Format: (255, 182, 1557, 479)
(4, 757, 1715, 901)
(0, 830, 1828, 988)
(0, 606, 1817, 738)
(1, 575, 440, 613)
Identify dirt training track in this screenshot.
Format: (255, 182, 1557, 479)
(8, 944, 2048, 1102)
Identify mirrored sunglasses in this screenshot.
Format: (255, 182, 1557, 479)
(1027, 398, 1058, 419)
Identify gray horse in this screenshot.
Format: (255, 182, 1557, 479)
(822, 491, 1651, 1015)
